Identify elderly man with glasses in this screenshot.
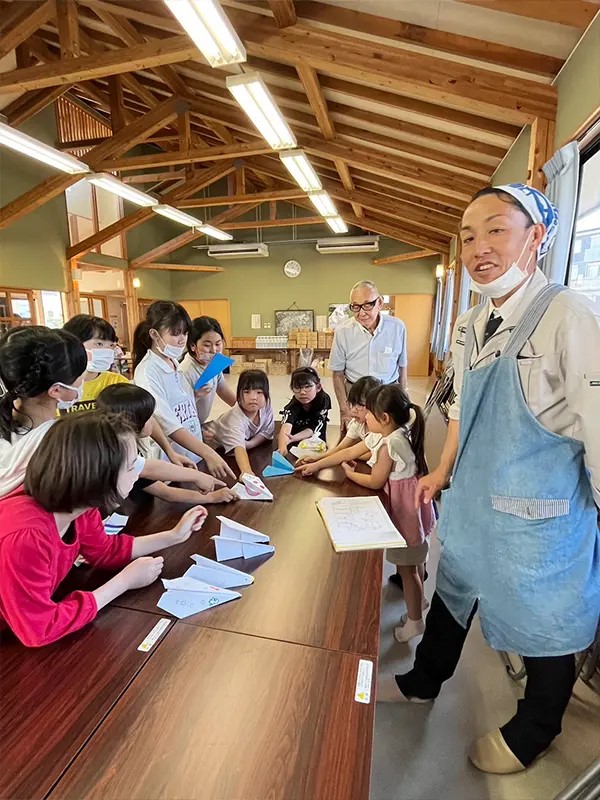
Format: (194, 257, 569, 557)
(329, 281, 408, 433)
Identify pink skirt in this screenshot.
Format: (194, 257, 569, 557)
(383, 475, 436, 548)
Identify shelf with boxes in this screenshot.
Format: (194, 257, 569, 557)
(227, 330, 335, 378)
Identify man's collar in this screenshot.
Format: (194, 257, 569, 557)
(355, 313, 383, 335)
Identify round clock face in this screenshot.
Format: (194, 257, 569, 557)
(284, 259, 301, 278)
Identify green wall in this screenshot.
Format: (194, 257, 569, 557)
(0, 106, 70, 291)
(136, 268, 173, 300)
(554, 13, 600, 146)
(492, 127, 531, 186)
(170, 238, 438, 336)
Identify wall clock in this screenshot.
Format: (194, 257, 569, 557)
(283, 259, 302, 278)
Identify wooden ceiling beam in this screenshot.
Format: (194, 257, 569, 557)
(225, 9, 557, 123)
(0, 97, 182, 230)
(456, 0, 600, 28)
(66, 161, 237, 259)
(294, 0, 564, 78)
(108, 75, 125, 132)
(372, 249, 438, 266)
(176, 189, 308, 208)
(99, 141, 274, 172)
(3, 85, 68, 127)
(55, 0, 80, 59)
(344, 212, 450, 253)
(0, 0, 54, 60)
(267, 0, 297, 27)
(0, 35, 198, 93)
(221, 215, 323, 231)
(136, 264, 224, 273)
(350, 177, 464, 218)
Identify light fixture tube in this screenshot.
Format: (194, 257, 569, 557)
(197, 224, 233, 241)
(326, 216, 349, 234)
(163, 0, 246, 67)
(227, 72, 296, 150)
(308, 191, 338, 217)
(87, 173, 158, 207)
(279, 149, 322, 192)
(153, 205, 202, 227)
(0, 121, 90, 174)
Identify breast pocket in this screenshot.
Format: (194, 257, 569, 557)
(516, 353, 561, 413)
(375, 346, 394, 375)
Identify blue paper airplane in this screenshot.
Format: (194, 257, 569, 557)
(262, 451, 294, 479)
(263, 465, 293, 478)
(194, 352, 235, 390)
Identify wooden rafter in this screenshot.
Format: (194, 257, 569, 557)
(0, 97, 182, 230)
(267, 0, 297, 28)
(293, 1, 564, 77)
(0, 0, 54, 61)
(66, 162, 237, 259)
(220, 215, 323, 231)
(177, 189, 312, 209)
(108, 75, 125, 132)
(344, 212, 450, 254)
(456, 0, 600, 28)
(99, 141, 274, 171)
(137, 264, 225, 273)
(0, 35, 198, 93)
(4, 85, 68, 127)
(372, 250, 438, 266)
(55, 0, 80, 59)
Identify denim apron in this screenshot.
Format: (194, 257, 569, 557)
(437, 284, 600, 657)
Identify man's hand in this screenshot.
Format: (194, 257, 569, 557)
(415, 468, 448, 509)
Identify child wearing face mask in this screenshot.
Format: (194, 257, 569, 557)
(203, 369, 274, 477)
(0, 411, 207, 647)
(180, 316, 236, 424)
(277, 367, 331, 457)
(341, 385, 436, 643)
(133, 301, 235, 482)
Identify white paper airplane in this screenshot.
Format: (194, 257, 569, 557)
(157, 580, 241, 619)
(103, 512, 129, 535)
(184, 554, 254, 588)
(216, 516, 270, 543)
(211, 535, 274, 561)
(232, 473, 273, 501)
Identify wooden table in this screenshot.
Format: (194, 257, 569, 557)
(0, 608, 173, 800)
(49, 625, 376, 800)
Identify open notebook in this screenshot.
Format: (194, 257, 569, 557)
(316, 496, 407, 552)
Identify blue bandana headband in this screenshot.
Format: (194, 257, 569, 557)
(497, 183, 558, 259)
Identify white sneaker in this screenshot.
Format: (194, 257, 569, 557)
(394, 616, 425, 643)
(376, 674, 433, 704)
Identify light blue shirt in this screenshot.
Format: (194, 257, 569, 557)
(329, 315, 407, 383)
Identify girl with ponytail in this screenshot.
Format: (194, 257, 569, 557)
(0, 326, 87, 496)
(340, 384, 436, 643)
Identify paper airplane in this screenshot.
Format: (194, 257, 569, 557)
(157, 580, 241, 619)
(194, 352, 235, 391)
(211, 536, 274, 561)
(216, 516, 270, 542)
(263, 452, 294, 478)
(103, 512, 129, 535)
(185, 554, 254, 588)
(233, 473, 273, 501)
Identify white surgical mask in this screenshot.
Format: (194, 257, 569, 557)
(154, 333, 186, 361)
(470, 235, 534, 299)
(55, 382, 83, 410)
(133, 455, 145, 477)
(87, 348, 115, 373)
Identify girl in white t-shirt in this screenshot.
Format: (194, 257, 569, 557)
(203, 369, 274, 476)
(342, 385, 435, 643)
(133, 301, 234, 481)
(180, 316, 236, 424)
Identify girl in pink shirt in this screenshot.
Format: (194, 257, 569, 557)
(0, 411, 207, 647)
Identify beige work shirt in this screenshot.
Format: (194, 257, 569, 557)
(449, 268, 600, 505)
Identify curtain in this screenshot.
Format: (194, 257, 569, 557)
(430, 277, 443, 352)
(542, 142, 580, 284)
(458, 265, 472, 316)
(435, 269, 455, 360)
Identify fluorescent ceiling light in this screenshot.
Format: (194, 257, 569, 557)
(326, 216, 349, 234)
(153, 205, 202, 227)
(227, 72, 296, 150)
(197, 224, 233, 241)
(0, 120, 90, 174)
(279, 150, 322, 192)
(87, 173, 158, 207)
(163, 0, 246, 67)
(308, 191, 338, 217)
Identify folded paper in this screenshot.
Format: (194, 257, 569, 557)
(193, 352, 235, 391)
(216, 516, 270, 542)
(185, 554, 254, 588)
(233, 473, 273, 501)
(103, 512, 129, 535)
(157, 581, 241, 619)
(211, 535, 275, 561)
(262, 452, 294, 478)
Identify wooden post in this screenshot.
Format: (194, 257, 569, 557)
(62, 258, 80, 319)
(108, 76, 125, 133)
(527, 117, 555, 190)
(123, 270, 140, 348)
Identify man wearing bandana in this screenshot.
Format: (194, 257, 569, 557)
(379, 184, 600, 774)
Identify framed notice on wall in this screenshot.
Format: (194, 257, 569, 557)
(275, 309, 314, 334)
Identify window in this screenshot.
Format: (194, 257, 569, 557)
(569, 142, 600, 313)
(40, 291, 65, 329)
(0, 288, 36, 335)
(65, 180, 125, 258)
(79, 293, 108, 319)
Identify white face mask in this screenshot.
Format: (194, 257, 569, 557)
(470, 234, 535, 299)
(55, 382, 83, 410)
(153, 333, 186, 361)
(133, 455, 145, 477)
(87, 348, 115, 373)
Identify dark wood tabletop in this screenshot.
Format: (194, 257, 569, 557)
(70, 442, 383, 658)
(49, 624, 377, 800)
(0, 608, 173, 800)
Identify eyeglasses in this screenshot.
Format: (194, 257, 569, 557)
(349, 298, 380, 313)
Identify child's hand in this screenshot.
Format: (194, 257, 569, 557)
(169, 505, 208, 544)
(204, 450, 236, 481)
(295, 461, 320, 477)
(295, 453, 319, 466)
(120, 557, 164, 591)
(205, 487, 238, 504)
(195, 385, 212, 399)
(169, 453, 197, 470)
(341, 460, 357, 474)
(193, 474, 226, 492)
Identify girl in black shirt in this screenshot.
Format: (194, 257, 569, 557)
(278, 367, 331, 456)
